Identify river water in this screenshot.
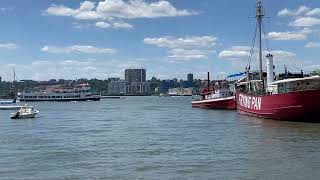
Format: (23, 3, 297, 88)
(0, 96, 320, 179)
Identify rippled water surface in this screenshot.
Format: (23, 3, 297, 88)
(1, 96, 320, 179)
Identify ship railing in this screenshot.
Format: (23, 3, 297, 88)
(192, 94, 204, 101)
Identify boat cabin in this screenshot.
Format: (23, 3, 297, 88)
(209, 82, 233, 98)
(193, 82, 233, 101)
(268, 76, 320, 94)
(20, 106, 35, 114)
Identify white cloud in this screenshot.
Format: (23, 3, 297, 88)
(168, 49, 208, 60)
(218, 46, 251, 60)
(31, 61, 52, 66)
(143, 36, 217, 49)
(270, 50, 296, 59)
(112, 22, 133, 29)
(144, 36, 217, 60)
(45, 0, 197, 20)
(41, 45, 116, 54)
(45, 5, 75, 17)
(45, 1, 99, 20)
(95, 21, 110, 28)
(228, 46, 251, 51)
(277, 5, 320, 27)
(0, 59, 116, 80)
(306, 8, 320, 16)
(305, 42, 320, 48)
(45, 0, 197, 30)
(277, 6, 310, 17)
(290, 17, 320, 27)
(59, 59, 93, 66)
(218, 46, 295, 61)
(79, 1, 95, 11)
(0, 43, 17, 49)
(96, 0, 197, 19)
(72, 22, 92, 29)
(267, 28, 312, 40)
(0, 7, 14, 14)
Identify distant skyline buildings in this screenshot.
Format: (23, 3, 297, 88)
(108, 68, 150, 95)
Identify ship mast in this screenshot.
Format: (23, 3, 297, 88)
(13, 66, 16, 82)
(256, 1, 264, 90)
(207, 72, 210, 91)
(13, 66, 16, 99)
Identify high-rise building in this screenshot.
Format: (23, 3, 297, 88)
(108, 80, 126, 95)
(187, 73, 193, 82)
(125, 69, 146, 83)
(183, 73, 194, 87)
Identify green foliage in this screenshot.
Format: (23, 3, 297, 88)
(88, 79, 108, 94)
(312, 69, 320, 76)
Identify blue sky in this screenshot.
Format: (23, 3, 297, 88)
(0, 0, 320, 81)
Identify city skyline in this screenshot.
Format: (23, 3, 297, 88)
(0, 0, 320, 81)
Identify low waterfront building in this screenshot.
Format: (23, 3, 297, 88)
(168, 87, 193, 96)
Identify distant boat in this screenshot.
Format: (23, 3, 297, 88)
(18, 83, 100, 102)
(159, 93, 169, 97)
(168, 88, 193, 96)
(192, 72, 235, 110)
(10, 105, 39, 119)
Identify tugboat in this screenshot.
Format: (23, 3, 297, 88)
(192, 72, 235, 109)
(236, 1, 320, 121)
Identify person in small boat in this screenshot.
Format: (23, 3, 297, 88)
(12, 111, 20, 118)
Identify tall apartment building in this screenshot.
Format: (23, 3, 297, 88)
(125, 69, 146, 83)
(187, 73, 193, 82)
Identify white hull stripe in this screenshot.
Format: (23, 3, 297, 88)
(192, 96, 235, 104)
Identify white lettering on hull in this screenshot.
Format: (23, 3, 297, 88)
(238, 94, 262, 110)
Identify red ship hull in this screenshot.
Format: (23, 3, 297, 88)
(192, 96, 236, 110)
(236, 89, 320, 122)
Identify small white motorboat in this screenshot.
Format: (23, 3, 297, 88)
(10, 105, 39, 119)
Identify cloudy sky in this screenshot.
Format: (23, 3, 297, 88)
(0, 0, 320, 81)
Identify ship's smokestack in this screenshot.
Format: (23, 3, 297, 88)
(266, 54, 274, 91)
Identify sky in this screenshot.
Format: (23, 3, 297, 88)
(0, 0, 320, 81)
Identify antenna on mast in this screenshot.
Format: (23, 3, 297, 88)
(207, 72, 210, 91)
(13, 66, 16, 82)
(256, 1, 265, 90)
(12, 66, 17, 100)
